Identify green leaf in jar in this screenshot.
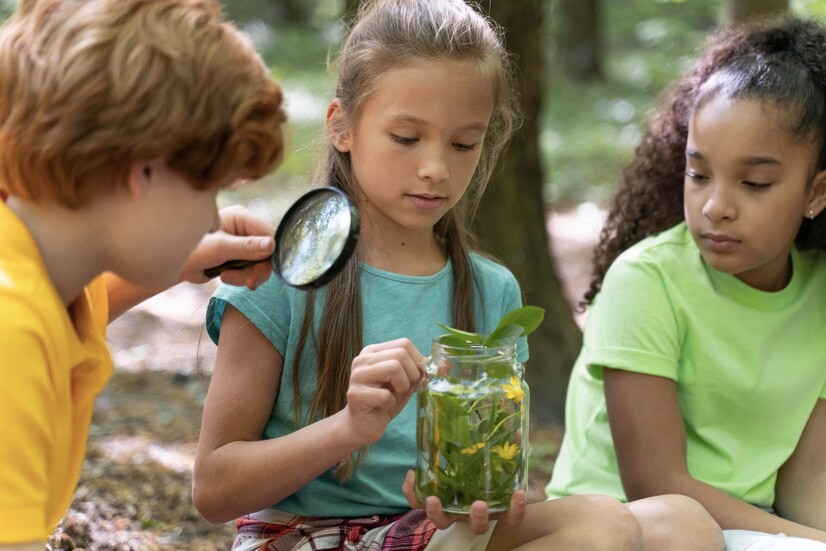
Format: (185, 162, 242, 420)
(435, 306, 546, 351)
(484, 306, 545, 346)
(436, 324, 485, 347)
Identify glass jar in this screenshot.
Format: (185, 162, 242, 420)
(415, 336, 529, 514)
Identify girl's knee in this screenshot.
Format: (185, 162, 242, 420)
(565, 494, 644, 550)
(492, 495, 642, 550)
(628, 494, 723, 551)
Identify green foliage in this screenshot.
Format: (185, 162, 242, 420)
(415, 306, 542, 511)
(437, 305, 546, 349)
(793, 0, 826, 18)
(221, 0, 826, 209)
(216, 1, 342, 201)
(0, 1, 12, 20)
(545, 0, 718, 206)
(7, 0, 826, 212)
(416, 381, 526, 512)
(546, 0, 826, 207)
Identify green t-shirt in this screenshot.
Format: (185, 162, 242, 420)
(207, 253, 527, 517)
(546, 223, 826, 508)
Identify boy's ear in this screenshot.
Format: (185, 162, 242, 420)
(126, 160, 153, 200)
(807, 169, 826, 218)
(326, 99, 352, 153)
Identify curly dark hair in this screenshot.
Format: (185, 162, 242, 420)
(583, 15, 826, 307)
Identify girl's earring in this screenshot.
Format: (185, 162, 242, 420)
(809, 209, 816, 219)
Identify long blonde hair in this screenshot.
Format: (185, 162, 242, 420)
(293, 0, 519, 479)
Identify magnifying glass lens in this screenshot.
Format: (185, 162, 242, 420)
(277, 192, 353, 287)
(202, 187, 359, 289)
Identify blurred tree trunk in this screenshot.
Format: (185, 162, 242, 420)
(556, 0, 603, 81)
(721, 0, 788, 23)
(267, 0, 311, 24)
(479, 1, 582, 426)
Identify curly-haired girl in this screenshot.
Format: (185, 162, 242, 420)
(547, 15, 826, 550)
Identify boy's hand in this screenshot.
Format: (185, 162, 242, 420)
(343, 339, 426, 446)
(180, 205, 275, 289)
(401, 470, 528, 534)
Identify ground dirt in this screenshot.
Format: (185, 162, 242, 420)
(46, 207, 602, 551)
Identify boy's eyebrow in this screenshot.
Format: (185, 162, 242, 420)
(686, 148, 782, 166)
(390, 114, 487, 132)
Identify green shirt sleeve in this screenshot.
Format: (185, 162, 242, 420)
(584, 250, 681, 381)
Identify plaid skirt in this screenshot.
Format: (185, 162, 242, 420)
(232, 508, 438, 551)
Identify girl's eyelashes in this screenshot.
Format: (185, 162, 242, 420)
(453, 142, 477, 152)
(684, 170, 707, 182)
(391, 134, 418, 145)
(685, 170, 773, 189)
(390, 133, 478, 152)
(742, 181, 772, 190)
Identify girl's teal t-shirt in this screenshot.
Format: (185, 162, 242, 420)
(207, 253, 527, 517)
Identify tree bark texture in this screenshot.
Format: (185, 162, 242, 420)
(266, 0, 312, 25)
(556, 0, 603, 81)
(478, 1, 582, 426)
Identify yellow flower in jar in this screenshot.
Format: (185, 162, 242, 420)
(461, 442, 485, 455)
(503, 376, 524, 403)
(492, 441, 520, 462)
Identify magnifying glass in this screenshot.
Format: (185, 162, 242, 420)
(203, 187, 360, 289)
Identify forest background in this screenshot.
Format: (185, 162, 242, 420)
(3, 0, 816, 549)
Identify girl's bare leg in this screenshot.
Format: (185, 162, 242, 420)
(487, 494, 643, 550)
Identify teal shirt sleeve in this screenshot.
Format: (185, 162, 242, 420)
(502, 279, 529, 365)
(471, 254, 529, 364)
(206, 273, 296, 356)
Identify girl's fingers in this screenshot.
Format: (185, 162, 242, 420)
(502, 490, 528, 527)
(352, 346, 423, 391)
(346, 385, 397, 412)
(468, 501, 491, 534)
(351, 359, 412, 399)
(359, 339, 425, 384)
(425, 496, 455, 530)
(401, 470, 423, 508)
(382, 342, 425, 386)
(408, 471, 524, 533)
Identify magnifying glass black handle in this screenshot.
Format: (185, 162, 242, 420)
(203, 256, 272, 279)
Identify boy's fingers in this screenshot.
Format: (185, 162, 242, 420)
(218, 255, 273, 289)
(218, 205, 276, 238)
(212, 233, 275, 261)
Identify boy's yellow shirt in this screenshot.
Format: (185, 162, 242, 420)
(0, 198, 113, 542)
